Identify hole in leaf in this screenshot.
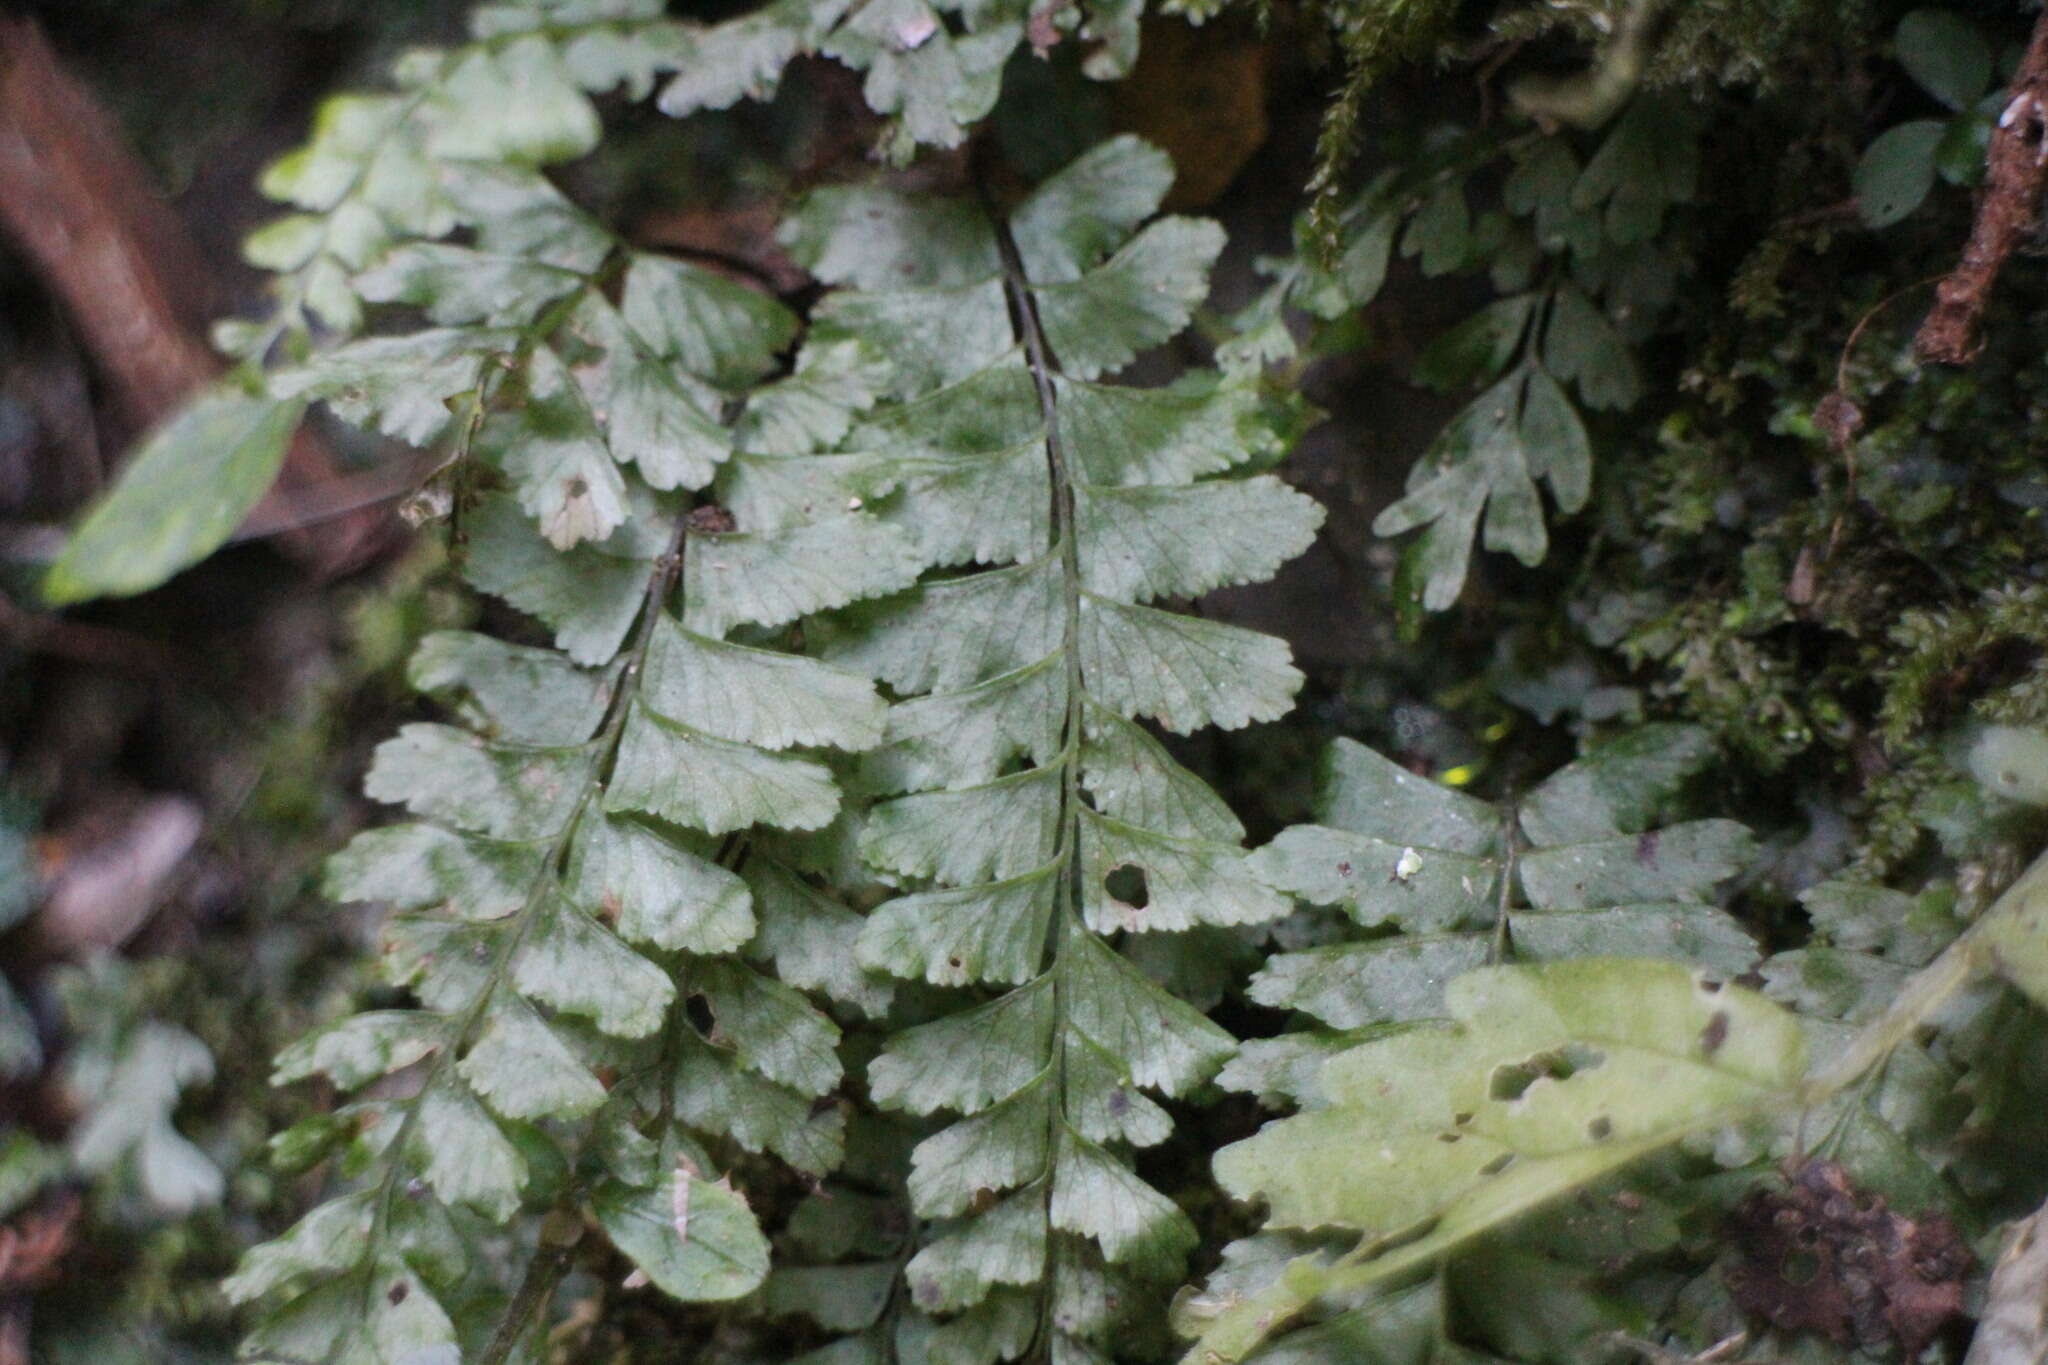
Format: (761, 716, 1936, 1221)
(1479, 1153, 1515, 1176)
(685, 994, 716, 1035)
(1487, 1044, 1606, 1101)
(1104, 863, 1149, 908)
(1560, 1042, 1605, 1070)
(1490, 1064, 1540, 1102)
(1587, 1115, 1614, 1141)
(684, 503, 737, 534)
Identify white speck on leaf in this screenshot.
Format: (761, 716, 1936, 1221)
(1395, 847, 1423, 881)
(894, 12, 938, 49)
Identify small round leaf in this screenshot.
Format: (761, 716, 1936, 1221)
(1854, 120, 1946, 228)
(1897, 9, 1993, 109)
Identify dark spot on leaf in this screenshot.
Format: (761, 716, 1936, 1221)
(913, 1276, 942, 1307)
(1104, 863, 1149, 908)
(1436, 1131, 1461, 1143)
(566, 476, 588, 499)
(1336, 861, 1353, 877)
(1107, 1089, 1130, 1116)
(387, 1281, 409, 1305)
(1453, 1111, 1473, 1126)
(1635, 830, 1661, 863)
(1479, 1153, 1515, 1176)
(947, 955, 963, 970)
(1699, 978, 1724, 994)
(1700, 1010, 1730, 1056)
(1587, 1115, 1614, 1141)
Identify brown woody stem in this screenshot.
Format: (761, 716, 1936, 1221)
(1913, 6, 2048, 364)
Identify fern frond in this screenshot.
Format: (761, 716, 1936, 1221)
(221, 29, 926, 1358)
(763, 135, 1320, 1358)
(1227, 726, 1757, 1106)
(1233, 100, 1698, 615)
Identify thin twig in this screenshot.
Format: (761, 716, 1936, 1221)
(1817, 276, 1942, 554)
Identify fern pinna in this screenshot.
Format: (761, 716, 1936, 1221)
(735, 135, 1321, 1361)
(218, 36, 926, 1360)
